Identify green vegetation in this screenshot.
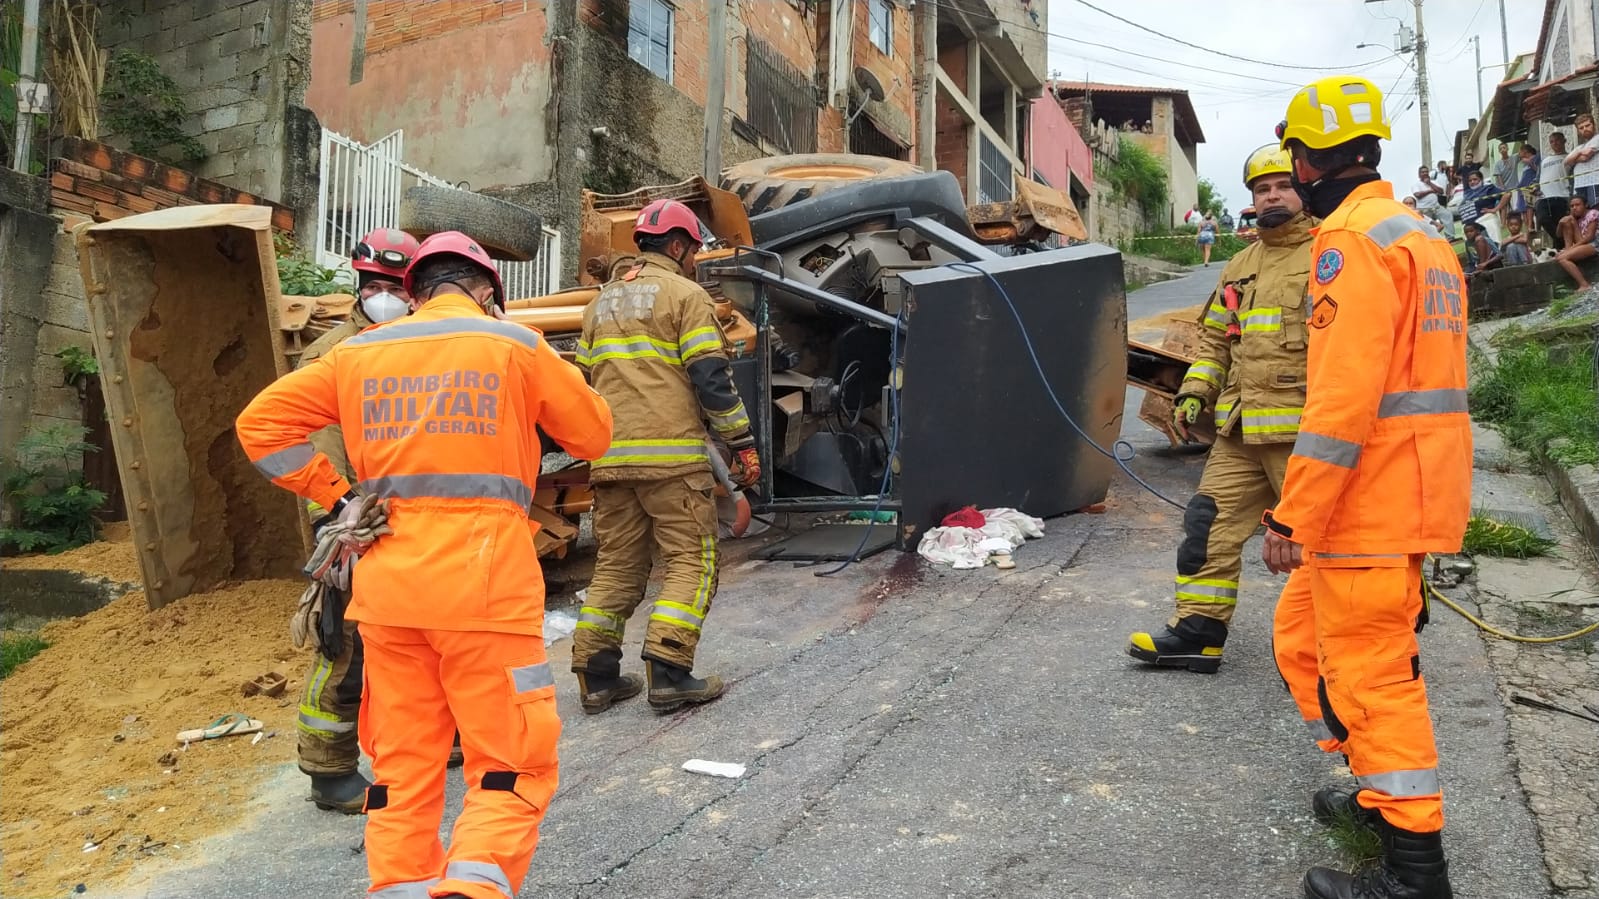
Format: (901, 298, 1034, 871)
(274, 233, 353, 297)
(0, 633, 50, 679)
(1125, 230, 1249, 267)
(0, 424, 105, 554)
(1106, 135, 1169, 221)
(1195, 177, 1226, 219)
(99, 49, 205, 165)
(1470, 341, 1599, 466)
(1461, 515, 1556, 558)
(1549, 291, 1578, 318)
(1324, 809, 1382, 866)
(55, 345, 98, 387)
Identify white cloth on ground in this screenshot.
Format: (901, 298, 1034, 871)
(916, 508, 1046, 569)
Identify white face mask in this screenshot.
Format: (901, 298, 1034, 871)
(361, 291, 409, 323)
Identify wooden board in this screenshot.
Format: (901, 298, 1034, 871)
(77, 205, 310, 608)
(1128, 319, 1216, 448)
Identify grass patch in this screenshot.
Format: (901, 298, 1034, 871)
(1461, 515, 1557, 558)
(1549, 292, 1578, 317)
(0, 633, 50, 679)
(1325, 809, 1382, 865)
(1470, 341, 1599, 466)
(1124, 231, 1249, 268)
(1125, 279, 1147, 293)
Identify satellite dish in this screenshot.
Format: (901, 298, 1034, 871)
(853, 65, 886, 104)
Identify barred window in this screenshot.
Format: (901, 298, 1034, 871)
(746, 34, 818, 154)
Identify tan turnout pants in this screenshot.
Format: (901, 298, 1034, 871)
(297, 618, 362, 776)
(572, 472, 720, 675)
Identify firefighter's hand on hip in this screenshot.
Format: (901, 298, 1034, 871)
(1263, 531, 1304, 574)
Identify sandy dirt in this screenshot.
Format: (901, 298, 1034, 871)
(0, 575, 309, 897)
(1128, 305, 1201, 339)
(2, 522, 141, 583)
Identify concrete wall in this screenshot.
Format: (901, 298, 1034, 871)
(1089, 175, 1148, 248)
(307, 1, 557, 187)
(1, 169, 89, 476)
(99, 0, 314, 210)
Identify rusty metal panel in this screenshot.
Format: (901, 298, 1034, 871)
(76, 205, 308, 608)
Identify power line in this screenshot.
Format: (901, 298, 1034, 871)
(1070, 0, 1392, 72)
(1049, 34, 1308, 88)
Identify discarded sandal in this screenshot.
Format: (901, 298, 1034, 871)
(175, 713, 263, 744)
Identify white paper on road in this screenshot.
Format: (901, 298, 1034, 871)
(544, 610, 578, 645)
(682, 759, 747, 778)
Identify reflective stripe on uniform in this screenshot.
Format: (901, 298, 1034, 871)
(1316, 552, 1406, 560)
(361, 473, 533, 508)
(1377, 388, 1468, 418)
(343, 316, 540, 351)
(706, 403, 750, 434)
(1239, 307, 1283, 332)
(1203, 304, 1230, 330)
(575, 340, 592, 366)
(443, 861, 512, 897)
(1185, 359, 1225, 388)
(1174, 576, 1239, 605)
(298, 709, 356, 735)
(254, 442, 315, 478)
(1291, 431, 1362, 468)
(583, 335, 683, 366)
(369, 880, 438, 898)
(510, 661, 554, 694)
(693, 535, 716, 611)
(593, 439, 710, 467)
(1367, 213, 1441, 249)
(1240, 406, 1303, 435)
(576, 607, 626, 639)
(1213, 401, 1236, 428)
(650, 600, 705, 632)
(1358, 767, 1441, 797)
(679, 326, 723, 361)
(1305, 718, 1335, 743)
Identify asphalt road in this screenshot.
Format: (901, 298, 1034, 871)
(126, 269, 1550, 899)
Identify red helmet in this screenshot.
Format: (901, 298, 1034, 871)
(634, 199, 710, 245)
(403, 231, 505, 309)
(351, 228, 421, 278)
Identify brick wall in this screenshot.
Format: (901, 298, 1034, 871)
(98, 0, 312, 209)
(935, 43, 971, 194)
(313, 0, 528, 53)
(48, 139, 296, 232)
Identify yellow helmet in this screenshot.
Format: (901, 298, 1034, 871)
(1243, 143, 1292, 187)
(1277, 75, 1392, 151)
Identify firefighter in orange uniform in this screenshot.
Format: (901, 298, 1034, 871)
(237, 232, 613, 899)
(1266, 75, 1470, 899)
(571, 199, 760, 715)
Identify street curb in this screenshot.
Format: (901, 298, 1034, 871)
(1542, 455, 1599, 557)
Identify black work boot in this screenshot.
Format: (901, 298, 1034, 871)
(308, 770, 371, 814)
(1312, 786, 1381, 832)
(1127, 616, 1227, 673)
(1305, 821, 1453, 899)
(645, 660, 726, 713)
(575, 672, 645, 715)
(448, 733, 464, 768)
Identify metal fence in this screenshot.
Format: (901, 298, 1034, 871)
(316, 128, 561, 297)
(746, 33, 818, 154)
(977, 132, 1015, 204)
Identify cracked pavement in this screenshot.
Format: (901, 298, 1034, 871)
(126, 271, 1557, 898)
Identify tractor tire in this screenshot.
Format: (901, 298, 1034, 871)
(398, 186, 543, 262)
(747, 170, 975, 249)
(722, 154, 924, 216)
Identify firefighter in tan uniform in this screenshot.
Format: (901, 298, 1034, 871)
(572, 199, 761, 714)
(292, 229, 460, 812)
(1128, 145, 1318, 674)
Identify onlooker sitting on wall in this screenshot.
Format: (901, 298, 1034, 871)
(1537, 130, 1572, 244)
(1463, 220, 1502, 278)
(1555, 192, 1599, 291)
(1403, 195, 1419, 209)
(1501, 215, 1533, 267)
(1460, 169, 1502, 241)
(1412, 164, 1454, 237)
(1567, 113, 1599, 207)
(1558, 190, 1599, 249)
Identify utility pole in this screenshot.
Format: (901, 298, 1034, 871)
(702, 0, 728, 183)
(1413, 0, 1432, 167)
(1473, 35, 1483, 113)
(1497, 0, 1510, 71)
(915, 0, 937, 170)
(10, 0, 41, 173)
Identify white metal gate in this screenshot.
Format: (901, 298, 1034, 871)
(316, 128, 562, 297)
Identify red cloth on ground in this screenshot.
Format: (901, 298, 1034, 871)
(941, 506, 986, 529)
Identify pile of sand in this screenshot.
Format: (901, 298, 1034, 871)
(0, 574, 310, 896)
(2, 521, 142, 584)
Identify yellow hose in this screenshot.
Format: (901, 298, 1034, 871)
(1423, 556, 1599, 644)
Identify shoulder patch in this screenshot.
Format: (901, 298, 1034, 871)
(1314, 248, 1344, 285)
(1310, 295, 1338, 329)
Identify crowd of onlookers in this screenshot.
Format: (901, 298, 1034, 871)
(1405, 114, 1599, 290)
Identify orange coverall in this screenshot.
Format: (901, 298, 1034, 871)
(236, 293, 613, 899)
(1265, 181, 1471, 836)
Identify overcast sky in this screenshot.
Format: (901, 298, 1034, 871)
(1043, 0, 1546, 214)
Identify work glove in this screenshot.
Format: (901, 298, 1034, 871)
(304, 492, 392, 591)
(289, 582, 349, 661)
(728, 444, 761, 489)
(1173, 394, 1206, 440)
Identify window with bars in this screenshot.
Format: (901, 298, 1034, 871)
(849, 115, 908, 160)
(978, 133, 1014, 203)
(746, 34, 818, 154)
(628, 0, 674, 83)
(868, 0, 893, 54)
